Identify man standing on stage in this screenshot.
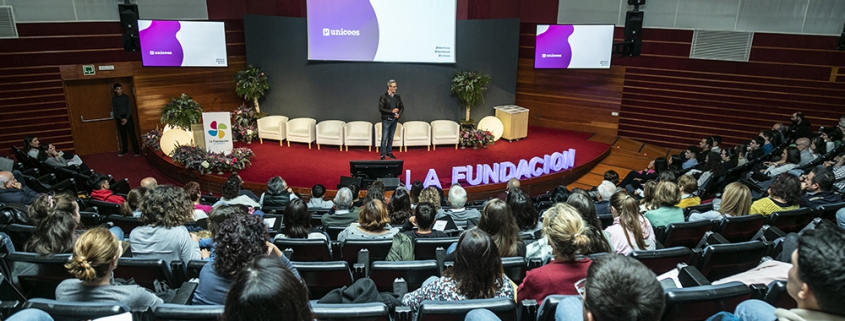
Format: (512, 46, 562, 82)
(112, 83, 140, 156)
(378, 79, 404, 160)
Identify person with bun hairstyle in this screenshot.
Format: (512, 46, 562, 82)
(222, 256, 312, 321)
(605, 191, 656, 255)
(517, 203, 593, 302)
(56, 227, 163, 310)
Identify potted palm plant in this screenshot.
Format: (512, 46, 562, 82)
(160, 93, 203, 130)
(234, 65, 270, 113)
(450, 70, 491, 125)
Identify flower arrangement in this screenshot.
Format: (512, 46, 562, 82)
(232, 104, 264, 143)
(460, 129, 495, 148)
(161, 93, 203, 130)
(170, 145, 255, 175)
(234, 65, 270, 113)
(142, 129, 162, 151)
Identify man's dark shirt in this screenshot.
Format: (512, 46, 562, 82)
(378, 92, 405, 121)
(111, 94, 132, 121)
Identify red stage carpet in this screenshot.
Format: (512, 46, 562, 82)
(82, 126, 609, 193)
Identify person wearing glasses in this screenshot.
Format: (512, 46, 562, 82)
(378, 79, 404, 160)
(0, 170, 39, 205)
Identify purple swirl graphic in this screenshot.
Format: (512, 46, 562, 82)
(140, 21, 185, 67)
(308, 0, 379, 61)
(534, 25, 574, 69)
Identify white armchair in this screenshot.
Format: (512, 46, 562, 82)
(316, 120, 346, 150)
(430, 120, 460, 150)
(286, 118, 317, 149)
(257, 115, 288, 145)
(344, 121, 373, 151)
(402, 121, 431, 152)
(374, 122, 404, 154)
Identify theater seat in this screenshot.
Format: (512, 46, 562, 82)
(662, 281, 751, 321)
(661, 220, 715, 248)
(628, 247, 692, 274)
(310, 302, 390, 321)
(430, 120, 460, 150)
(153, 303, 224, 321)
(716, 214, 766, 243)
(286, 118, 317, 149)
(767, 208, 814, 234)
(501, 257, 527, 285)
(23, 298, 130, 320)
(342, 239, 394, 276)
(374, 122, 404, 153)
(369, 260, 439, 292)
(316, 120, 346, 151)
(5, 252, 74, 299)
(257, 115, 288, 145)
(293, 261, 354, 299)
(695, 240, 767, 282)
(403, 121, 431, 152)
(416, 297, 517, 321)
(536, 295, 567, 321)
(113, 257, 180, 290)
(763, 280, 796, 309)
(273, 238, 332, 261)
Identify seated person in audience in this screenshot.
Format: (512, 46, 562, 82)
(638, 180, 658, 213)
(25, 194, 80, 255)
(698, 137, 714, 162)
(408, 180, 423, 207)
(193, 214, 298, 305)
(387, 202, 448, 260)
(508, 188, 541, 233)
(275, 198, 329, 240)
(130, 185, 208, 263)
(554, 255, 664, 321)
(88, 174, 125, 205)
(139, 177, 157, 188)
(676, 175, 701, 209)
(821, 127, 842, 152)
(565, 193, 612, 253)
(387, 186, 413, 226)
(350, 183, 364, 207)
(602, 170, 620, 188)
(695, 151, 726, 191)
(619, 157, 666, 192)
(679, 146, 701, 170)
(518, 203, 593, 302)
(795, 137, 815, 167)
(222, 256, 311, 321)
(551, 185, 572, 204)
(606, 191, 656, 255)
(119, 187, 148, 218)
(761, 146, 801, 177)
(810, 136, 826, 160)
(689, 182, 752, 222)
(229, 174, 259, 202)
(643, 181, 684, 227)
(495, 178, 521, 202)
(799, 167, 839, 208)
(183, 181, 210, 220)
(0, 170, 39, 205)
(476, 199, 525, 258)
(659, 170, 677, 183)
(593, 181, 615, 215)
(213, 177, 261, 209)
(711, 135, 723, 154)
(36, 143, 90, 172)
(320, 187, 359, 227)
(824, 154, 845, 191)
(259, 176, 296, 211)
(789, 111, 814, 141)
(747, 137, 766, 160)
(709, 226, 845, 321)
(771, 123, 786, 146)
(402, 228, 515, 310)
(201, 205, 246, 261)
(337, 199, 399, 242)
(750, 173, 801, 216)
(306, 184, 334, 209)
(735, 144, 749, 166)
(418, 186, 444, 217)
(56, 227, 163, 311)
(759, 130, 775, 154)
(720, 148, 738, 171)
(436, 184, 481, 228)
(23, 135, 42, 159)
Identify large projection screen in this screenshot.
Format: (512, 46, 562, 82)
(307, 0, 457, 63)
(534, 24, 613, 69)
(139, 20, 228, 67)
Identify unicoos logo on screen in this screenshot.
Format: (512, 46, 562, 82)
(322, 27, 360, 36)
(541, 53, 563, 58)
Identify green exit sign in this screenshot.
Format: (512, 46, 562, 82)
(83, 65, 95, 76)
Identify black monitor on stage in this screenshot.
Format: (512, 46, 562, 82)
(350, 160, 403, 189)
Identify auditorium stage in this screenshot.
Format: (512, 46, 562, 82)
(139, 126, 610, 199)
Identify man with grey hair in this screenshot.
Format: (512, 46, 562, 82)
(0, 171, 39, 205)
(436, 184, 481, 228)
(378, 79, 404, 160)
(140, 177, 158, 188)
(321, 187, 360, 227)
(795, 137, 815, 167)
(594, 181, 616, 215)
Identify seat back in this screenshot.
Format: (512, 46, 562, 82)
(814, 202, 845, 222)
(114, 257, 178, 290)
(23, 298, 130, 321)
(661, 220, 715, 248)
(416, 298, 517, 321)
(3, 223, 35, 250)
(273, 238, 332, 261)
(186, 260, 209, 280)
(6, 252, 74, 299)
(369, 260, 439, 292)
(374, 122, 404, 147)
(536, 295, 567, 321)
(597, 214, 613, 229)
(89, 200, 123, 217)
(683, 203, 713, 220)
(501, 257, 526, 285)
(105, 215, 143, 234)
(293, 261, 354, 299)
(764, 280, 796, 309)
(662, 282, 751, 321)
(717, 215, 766, 243)
(310, 302, 390, 321)
(628, 247, 692, 274)
(324, 225, 346, 241)
(414, 237, 459, 260)
(768, 208, 814, 234)
(345, 121, 373, 141)
(697, 241, 767, 281)
(153, 303, 224, 321)
(341, 239, 394, 268)
(78, 211, 101, 229)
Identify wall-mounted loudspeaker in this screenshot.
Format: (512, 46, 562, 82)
(625, 11, 644, 37)
(118, 4, 140, 52)
(838, 22, 844, 50)
(628, 0, 645, 5)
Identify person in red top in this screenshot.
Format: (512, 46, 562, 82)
(517, 203, 593, 302)
(88, 174, 125, 204)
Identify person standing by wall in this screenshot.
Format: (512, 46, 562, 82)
(111, 83, 139, 156)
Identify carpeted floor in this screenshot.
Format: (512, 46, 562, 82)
(82, 126, 609, 191)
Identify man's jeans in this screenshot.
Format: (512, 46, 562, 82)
(381, 119, 396, 156)
(705, 299, 776, 321)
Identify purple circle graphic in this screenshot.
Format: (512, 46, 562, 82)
(140, 21, 185, 67)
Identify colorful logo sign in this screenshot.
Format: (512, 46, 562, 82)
(208, 121, 227, 138)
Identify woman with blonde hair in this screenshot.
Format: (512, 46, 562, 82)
(643, 181, 684, 227)
(337, 199, 399, 242)
(417, 186, 443, 212)
(56, 227, 163, 310)
(606, 191, 656, 255)
(517, 203, 593, 302)
(688, 182, 752, 222)
(638, 180, 658, 213)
